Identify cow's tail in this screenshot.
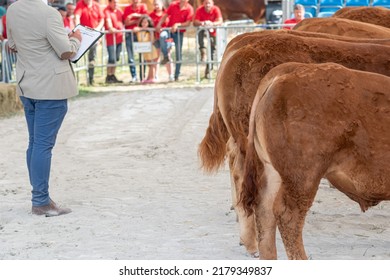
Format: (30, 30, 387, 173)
(239, 117, 263, 216)
(198, 107, 230, 173)
(239, 79, 274, 216)
(198, 83, 230, 173)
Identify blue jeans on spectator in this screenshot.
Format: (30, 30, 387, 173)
(159, 30, 170, 59)
(107, 43, 122, 64)
(160, 30, 184, 80)
(172, 31, 184, 80)
(20, 97, 68, 207)
(125, 32, 137, 79)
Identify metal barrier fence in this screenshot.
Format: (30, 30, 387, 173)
(0, 22, 289, 85)
(0, 40, 17, 83)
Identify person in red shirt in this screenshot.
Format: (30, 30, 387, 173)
(193, 0, 222, 79)
(64, 2, 75, 32)
(283, 4, 305, 30)
(149, 0, 173, 81)
(74, 0, 105, 85)
(56, 6, 71, 32)
(104, 0, 124, 84)
(1, 2, 13, 83)
(123, 0, 148, 83)
(1, 14, 6, 40)
(0, 13, 10, 82)
(0, 6, 5, 37)
(156, 0, 194, 82)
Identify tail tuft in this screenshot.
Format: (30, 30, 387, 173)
(198, 111, 230, 173)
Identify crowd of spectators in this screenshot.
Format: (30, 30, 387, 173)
(0, 0, 223, 85)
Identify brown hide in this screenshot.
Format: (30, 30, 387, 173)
(213, 0, 266, 23)
(333, 6, 390, 29)
(189, 0, 202, 9)
(242, 62, 390, 259)
(190, 0, 266, 22)
(293, 17, 390, 39)
(225, 30, 390, 53)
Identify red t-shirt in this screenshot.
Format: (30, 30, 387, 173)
(122, 3, 148, 30)
(104, 6, 124, 46)
(149, 10, 167, 39)
(74, 1, 104, 28)
(166, 1, 194, 32)
(63, 16, 75, 31)
(194, 5, 222, 37)
(2, 15, 6, 39)
(283, 18, 299, 30)
(149, 10, 167, 28)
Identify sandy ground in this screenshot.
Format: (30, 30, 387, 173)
(0, 85, 390, 260)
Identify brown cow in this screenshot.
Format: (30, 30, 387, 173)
(190, 0, 266, 23)
(293, 17, 390, 39)
(198, 30, 390, 255)
(241, 62, 390, 259)
(214, 0, 265, 23)
(333, 6, 390, 29)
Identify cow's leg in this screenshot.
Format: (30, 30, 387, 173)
(231, 164, 258, 256)
(227, 138, 258, 256)
(254, 163, 280, 259)
(274, 178, 319, 260)
(236, 203, 257, 256)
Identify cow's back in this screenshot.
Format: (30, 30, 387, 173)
(333, 6, 390, 28)
(224, 30, 390, 56)
(293, 17, 390, 39)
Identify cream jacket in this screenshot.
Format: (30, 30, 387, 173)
(6, 0, 81, 100)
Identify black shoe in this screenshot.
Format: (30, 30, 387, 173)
(112, 75, 123, 83)
(174, 76, 179, 82)
(105, 75, 114, 84)
(161, 56, 169, 65)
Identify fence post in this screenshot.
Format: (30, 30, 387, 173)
(282, 0, 293, 22)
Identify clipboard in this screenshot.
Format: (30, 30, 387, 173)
(71, 24, 104, 63)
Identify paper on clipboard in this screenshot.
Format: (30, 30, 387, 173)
(71, 25, 104, 63)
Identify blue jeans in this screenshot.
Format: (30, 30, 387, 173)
(20, 97, 68, 207)
(159, 30, 170, 58)
(125, 33, 137, 79)
(159, 30, 184, 79)
(172, 32, 184, 79)
(107, 43, 122, 64)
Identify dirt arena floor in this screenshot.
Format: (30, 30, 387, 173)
(0, 85, 389, 260)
